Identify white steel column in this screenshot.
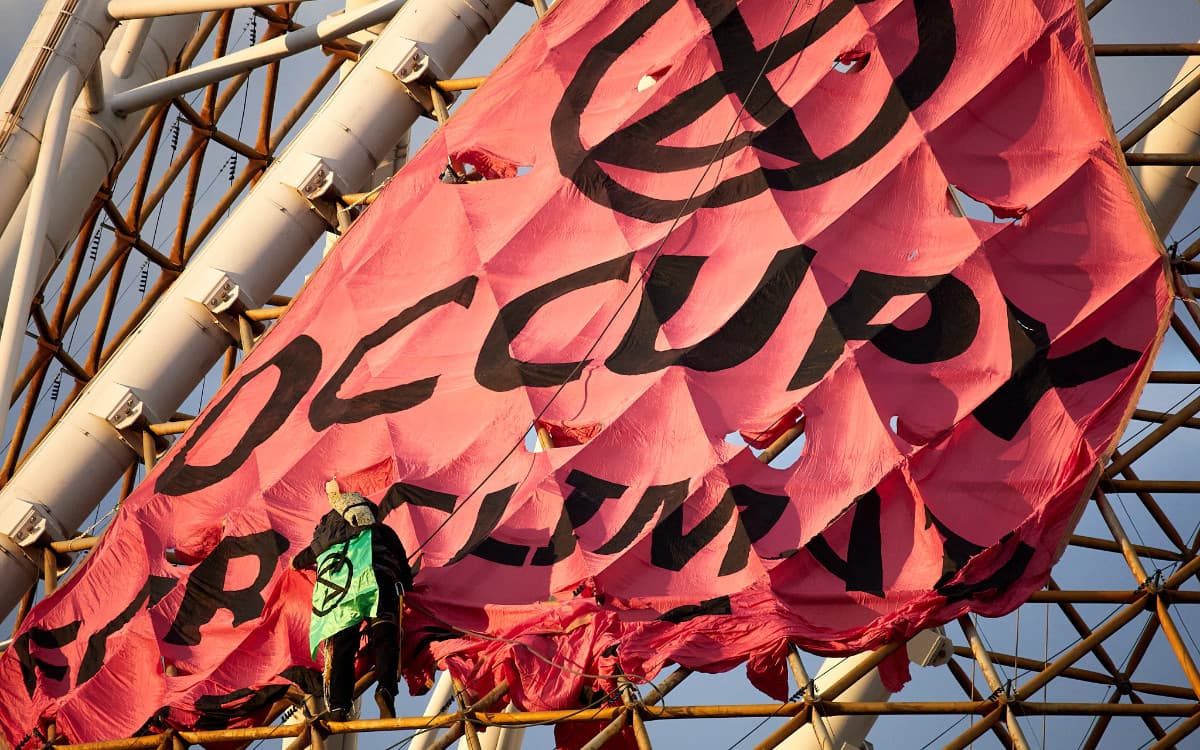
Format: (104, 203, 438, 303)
(278, 699, 359, 750)
(0, 68, 80, 593)
(110, 18, 157, 80)
(1134, 51, 1200, 240)
(0, 69, 79, 461)
(779, 652, 888, 750)
(465, 707, 524, 750)
(0, 14, 198, 330)
(0, 0, 515, 618)
(109, 0, 406, 116)
(409, 672, 456, 750)
(779, 631, 952, 750)
(0, 1, 115, 240)
(108, 0, 316, 20)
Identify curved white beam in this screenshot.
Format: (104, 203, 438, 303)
(0, 1, 115, 241)
(779, 631, 953, 750)
(111, 18, 155, 80)
(109, 0, 406, 116)
(409, 672, 456, 750)
(0, 14, 198, 330)
(0, 68, 78, 504)
(1134, 50, 1200, 240)
(108, 0, 315, 21)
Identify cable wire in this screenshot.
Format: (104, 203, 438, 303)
(917, 714, 970, 750)
(1113, 59, 1200, 244)
(407, 0, 818, 564)
(1115, 61, 1200, 136)
(718, 687, 805, 750)
(1116, 383, 1200, 452)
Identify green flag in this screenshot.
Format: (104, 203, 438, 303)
(309, 528, 379, 657)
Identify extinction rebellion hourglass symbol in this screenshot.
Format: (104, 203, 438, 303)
(551, 0, 957, 222)
(313, 549, 356, 616)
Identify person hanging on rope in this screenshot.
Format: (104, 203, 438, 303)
(292, 478, 413, 721)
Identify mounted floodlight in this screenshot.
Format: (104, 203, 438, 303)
(906, 629, 953, 668)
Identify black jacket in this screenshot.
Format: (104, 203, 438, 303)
(293, 510, 414, 591)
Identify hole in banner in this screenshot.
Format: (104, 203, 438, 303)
(445, 148, 532, 183)
(637, 65, 672, 91)
(766, 431, 805, 469)
(832, 49, 870, 74)
(724, 430, 754, 451)
(725, 407, 808, 469)
(523, 425, 543, 453)
(524, 420, 602, 452)
(947, 184, 1026, 224)
(885, 413, 940, 447)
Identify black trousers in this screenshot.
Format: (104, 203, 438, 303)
(325, 570, 401, 713)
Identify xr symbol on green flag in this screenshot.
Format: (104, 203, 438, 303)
(313, 551, 355, 616)
(308, 530, 379, 657)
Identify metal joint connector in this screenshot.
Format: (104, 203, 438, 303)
(0, 500, 68, 551)
(189, 270, 265, 349)
(380, 38, 458, 119)
(92, 383, 168, 459)
(287, 155, 345, 229)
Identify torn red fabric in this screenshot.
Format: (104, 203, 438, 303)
(0, 0, 1170, 744)
(554, 719, 638, 750)
(956, 186, 1028, 220)
(451, 146, 521, 180)
(746, 641, 791, 702)
(878, 648, 914, 693)
(739, 406, 804, 450)
(538, 419, 603, 447)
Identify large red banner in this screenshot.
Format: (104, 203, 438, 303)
(0, 0, 1170, 743)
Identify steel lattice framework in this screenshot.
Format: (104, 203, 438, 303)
(2, 1, 1200, 749)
